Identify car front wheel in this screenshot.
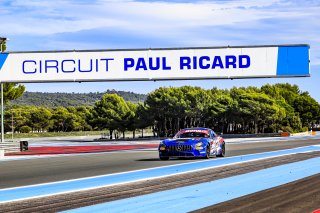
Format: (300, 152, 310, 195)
(160, 155, 169, 160)
(204, 145, 211, 159)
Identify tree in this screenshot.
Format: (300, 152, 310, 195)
(92, 94, 132, 139)
(2, 83, 318, 136)
(145, 87, 187, 137)
(208, 88, 237, 134)
(262, 83, 320, 131)
(28, 106, 52, 132)
(134, 103, 154, 137)
(5, 106, 31, 133)
(50, 107, 71, 132)
(293, 92, 320, 127)
(230, 87, 283, 134)
(76, 106, 93, 131)
(2, 82, 25, 134)
(145, 86, 218, 137)
(2, 83, 26, 133)
(144, 87, 168, 137)
(3, 83, 25, 104)
(181, 86, 212, 128)
(123, 102, 137, 138)
(262, 84, 301, 132)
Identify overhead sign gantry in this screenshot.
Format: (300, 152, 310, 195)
(0, 44, 310, 83)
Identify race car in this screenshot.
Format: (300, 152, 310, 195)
(158, 127, 225, 160)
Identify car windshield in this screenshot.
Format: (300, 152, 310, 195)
(174, 131, 209, 138)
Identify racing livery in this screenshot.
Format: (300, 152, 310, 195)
(158, 127, 225, 160)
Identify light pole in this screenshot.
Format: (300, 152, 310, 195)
(0, 37, 7, 143)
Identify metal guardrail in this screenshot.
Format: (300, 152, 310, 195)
(0, 141, 28, 153)
(221, 133, 281, 138)
(0, 141, 20, 153)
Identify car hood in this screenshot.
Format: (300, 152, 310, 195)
(162, 138, 207, 145)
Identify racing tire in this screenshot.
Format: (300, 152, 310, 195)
(159, 156, 169, 160)
(216, 143, 225, 157)
(204, 145, 211, 159)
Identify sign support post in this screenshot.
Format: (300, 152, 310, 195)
(0, 37, 6, 143)
(1, 83, 3, 143)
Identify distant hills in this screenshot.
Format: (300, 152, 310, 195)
(11, 90, 147, 107)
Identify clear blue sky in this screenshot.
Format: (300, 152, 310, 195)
(1, 0, 319, 102)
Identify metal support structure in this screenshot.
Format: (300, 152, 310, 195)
(11, 112, 14, 141)
(1, 84, 3, 143)
(0, 37, 6, 143)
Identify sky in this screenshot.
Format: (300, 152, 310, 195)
(1, 0, 319, 101)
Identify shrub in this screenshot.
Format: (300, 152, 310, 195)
(20, 126, 32, 133)
(282, 126, 293, 133)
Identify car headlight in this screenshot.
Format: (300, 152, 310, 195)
(195, 142, 204, 150)
(159, 141, 167, 150)
(195, 142, 203, 147)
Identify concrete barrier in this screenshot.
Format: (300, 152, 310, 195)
(280, 132, 290, 137)
(221, 133, 281, 138)
(291, 131, 310, 137)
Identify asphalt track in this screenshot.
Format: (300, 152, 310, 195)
(0, 138, 319, 189)
(1, 148, 320, 212)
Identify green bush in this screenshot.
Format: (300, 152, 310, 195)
(20, 126, 32, 133)
(282, 126, 293, 133)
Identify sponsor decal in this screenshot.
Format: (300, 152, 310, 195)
(176, 145, 182, 151)
(180, 129, 209, 134)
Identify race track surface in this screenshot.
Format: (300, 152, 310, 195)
(194, 173, 320, 213)
(1, 151, 320, 212)
(0, 139, 319, 189)
(0, 137, 319, 212)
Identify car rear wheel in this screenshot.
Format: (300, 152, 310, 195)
(216, 144, 225, 157)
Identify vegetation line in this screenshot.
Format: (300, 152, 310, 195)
(3, 83, 320, 139)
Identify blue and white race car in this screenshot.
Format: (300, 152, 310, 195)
(158, 127, 225, 160)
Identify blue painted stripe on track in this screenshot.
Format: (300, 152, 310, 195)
(0, 145, 319, 203)
(64, 157, 320, 213)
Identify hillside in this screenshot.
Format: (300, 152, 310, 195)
(11, 90, 147, 107)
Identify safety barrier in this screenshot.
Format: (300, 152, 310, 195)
(0, 142, 20, 153)
(290, 131, 310, 136)
(280, 132, 290, 137)
(0, 141, 28, 154)
(222, 133, 281, 138)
